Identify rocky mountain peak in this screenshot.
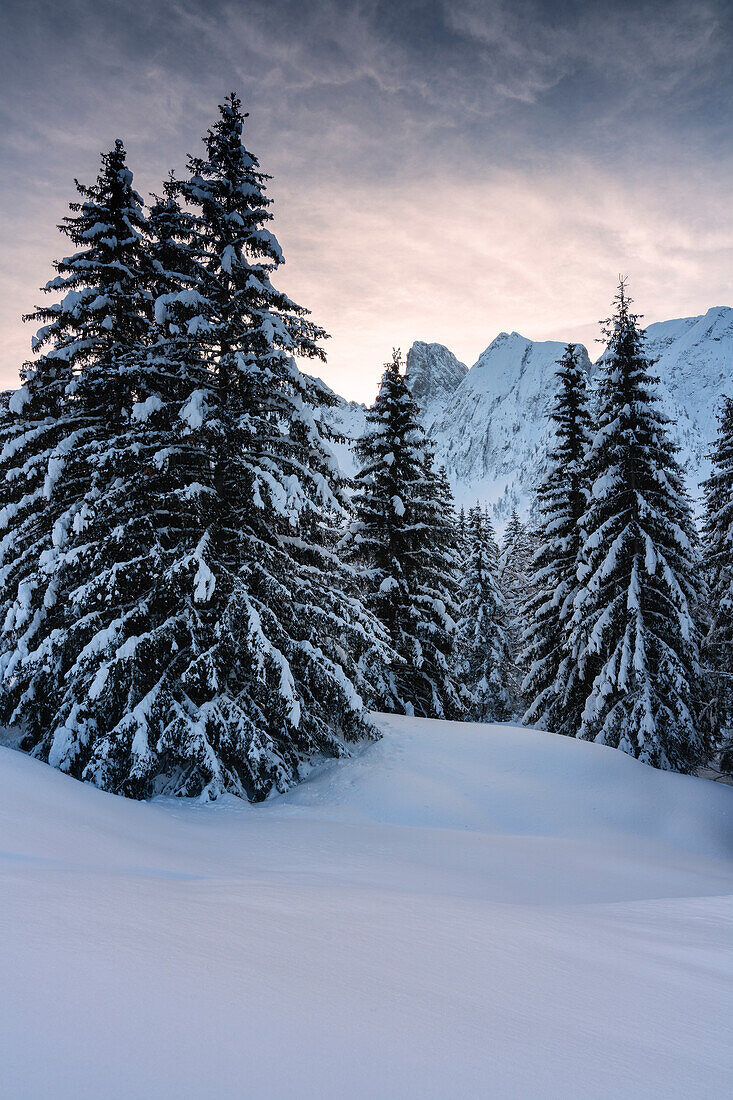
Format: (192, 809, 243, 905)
(404, 342, 468, 426)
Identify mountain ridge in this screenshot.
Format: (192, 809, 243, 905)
(317, 305, 733, 520)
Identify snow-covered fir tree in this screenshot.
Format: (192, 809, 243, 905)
(701, 395, 733, 770)
(458, 505, 516, 721)
(350, 349, 461, 718)
(0, 139, 152, 758)
(429, 462, 463, 625)
(498, 508, 531, 704)
(1, 98, 388, 800)
(521, 345, 592, 735)
(569, 282, 705, 772)
(456, 505, 468, 556)
(500, 510, 532, 586)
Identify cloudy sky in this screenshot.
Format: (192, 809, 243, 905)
(2, 0, 732, 401)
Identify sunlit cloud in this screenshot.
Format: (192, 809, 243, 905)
(2, 0, 732, 400)
(274, 161, 733, 401)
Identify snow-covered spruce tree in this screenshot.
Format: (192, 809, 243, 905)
(350, 350, 461, 718)
(3, 99, 387, 800)
(521, 345, 592, 735)
(428, 462, 463, 627)
(0, 139, 152, 747)
(458, 505, 515, 721)
(498, 508, 531, 704)
(500, 510, 532, 590)
(420, 459, 464, 705)
(456, 505, 468, 557)
(701, 395, 733, 770)
(569, 282, 705, 772)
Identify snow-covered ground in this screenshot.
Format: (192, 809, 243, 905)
(2, 715, 732, 1099)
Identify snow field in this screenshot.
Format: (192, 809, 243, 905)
(2, 714, 732, 1098)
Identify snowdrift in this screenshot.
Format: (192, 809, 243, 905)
(2, 715, 732, 1098)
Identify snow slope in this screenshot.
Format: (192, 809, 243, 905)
(642, 306, 733, 493)
(2, 715, 732, 1099)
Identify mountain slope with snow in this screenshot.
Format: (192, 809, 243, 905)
(642, 306, 733, 492)
(318, 305, 733, 521)
(428, 332, 593, 514)
(413, 306, 733, 516)
(2, 716, 732, 1098)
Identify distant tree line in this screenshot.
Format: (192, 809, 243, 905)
(1, 97, 731, 799)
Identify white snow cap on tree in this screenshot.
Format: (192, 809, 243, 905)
(521, 344, 592, 736)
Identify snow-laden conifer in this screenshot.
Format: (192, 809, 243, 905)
(456, 505, 468, 557)
(569, 282, 705, 772)
(458, 505, 515, 721)
(425, 462, 463, 643)
(498, 508, 531, 705)
(0, 140, 152, 751)
(701, 395, 733, 769)
(350, 350, 461, 718)
(2, 99, 387, 800)
(521, 345, 591, 734)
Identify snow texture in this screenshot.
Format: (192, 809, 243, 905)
(1, 714, 731, 1099)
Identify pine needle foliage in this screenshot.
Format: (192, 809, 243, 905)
(701, 395, 733, 769)
(458, 505, 515, 721)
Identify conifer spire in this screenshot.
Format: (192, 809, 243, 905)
(1, 140, 152, 758)
(701, 395, 733, 769)
(498, 509, 531, 706)
(458, 505, 516, 721)
(521, 344, 591, 734)
(351, 349, 461, 718)
(569, 282, 705, 772)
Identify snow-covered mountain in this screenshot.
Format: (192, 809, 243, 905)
(320, 305, 733, 520)
(425, 333, 593, 516)
(318, 392, 367, 480)
(640, 306, 733, 493)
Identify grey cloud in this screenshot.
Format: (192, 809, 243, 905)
(1, 0, 732, 394)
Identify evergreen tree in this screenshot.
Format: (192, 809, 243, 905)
(1, 98, 387, 800)
(498, 509, 531, 705)
(521, 345, 592, 734)
(500, 510, 532, 609)
(701, 395, 733, 770)
(0, 139, 152, 753)
(350, 350, 461, 718)
(427, 463, 463, 632)
(569, 282, 705, 772)
(456, 505, 468, 557)
(458, 505, 515, 721)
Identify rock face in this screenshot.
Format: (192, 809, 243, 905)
(313, 306, 733, 521)
(404, 342, 468, 428)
